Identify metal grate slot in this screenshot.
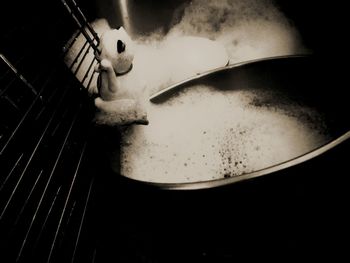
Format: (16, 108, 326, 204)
(68, 0, 99, 42)
(15, 107, 84, 262)
(61, 0, 101, 93)
(62, 31, 83, 56)
(1, 1, 102, 262)
(0, 68, 60, 156)
(0, 85, 75, 223)
(60, 0, 100, 55)
(73, 44, 92, 76)
(81, 56, 97, 85)
(70, 176, 95, 263)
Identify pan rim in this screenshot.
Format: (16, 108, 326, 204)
(122, 54, 349, 190)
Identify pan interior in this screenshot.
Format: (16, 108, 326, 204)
(114, 57, 341, 184)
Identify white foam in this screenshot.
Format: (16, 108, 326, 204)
(63, 1, 319, 184)
(118, 86, 328, 183)
(65, 0, 307, 95)
(166, 0, 307, 64)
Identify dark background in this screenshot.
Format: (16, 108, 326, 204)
(1, 1, 349, 262)
(1, 0, 348, 62)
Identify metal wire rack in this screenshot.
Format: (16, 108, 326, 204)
(0, 1, 105, 262)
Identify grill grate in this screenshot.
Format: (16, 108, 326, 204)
(0, 1, 102, 262)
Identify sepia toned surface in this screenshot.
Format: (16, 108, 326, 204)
(1, 1, 349, 262)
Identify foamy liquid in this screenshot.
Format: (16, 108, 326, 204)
(118, 85, 328, 184)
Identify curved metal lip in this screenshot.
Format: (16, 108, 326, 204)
(149, 54, 310, 102)
(126, 54, 350, 190)
(127, 131, 350, 190)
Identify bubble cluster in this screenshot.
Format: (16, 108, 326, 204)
(117, 85, 329, 184)
(65, 0, 307, 96)
(167, 0, 306, 65)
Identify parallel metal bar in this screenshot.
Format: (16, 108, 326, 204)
(69, 40, 89, 70)
(71, 176, 94, 263)
(3, 95, 20, 111)
(73, 45, 91, 76)
(81, 57, 97, 84)
(0, 150, 38, 220)
(14, 170, 44, 226)
(51, 107, 70, 137)
(60, 0, 100, 55)
(0, 86, 71, 220)
(34, 105, 47, 122)
(47, 142, 87, 263)
(16, 104, 82, 262)
(62, 31, 82, 56)
(69, 0, 99, 43)
(0, 54, 38, 96)
(0, 78, 16, 98)
(0, 154, 23, 193)
(0, 69, 56, 155)
(86, 70, 97, 91)
(14, 170, 44, 225)
(34, 85, 61, 122)
(0, 55, 25, 81)
(32, 186, 63, 252)
(65, 201, 77, 231)
(55, 200, 76, 253)
(34, 69, 69, 122)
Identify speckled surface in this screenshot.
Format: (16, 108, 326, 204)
(118, 84, 328, 183)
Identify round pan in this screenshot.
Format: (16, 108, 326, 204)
(120, 55, 350, 190)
